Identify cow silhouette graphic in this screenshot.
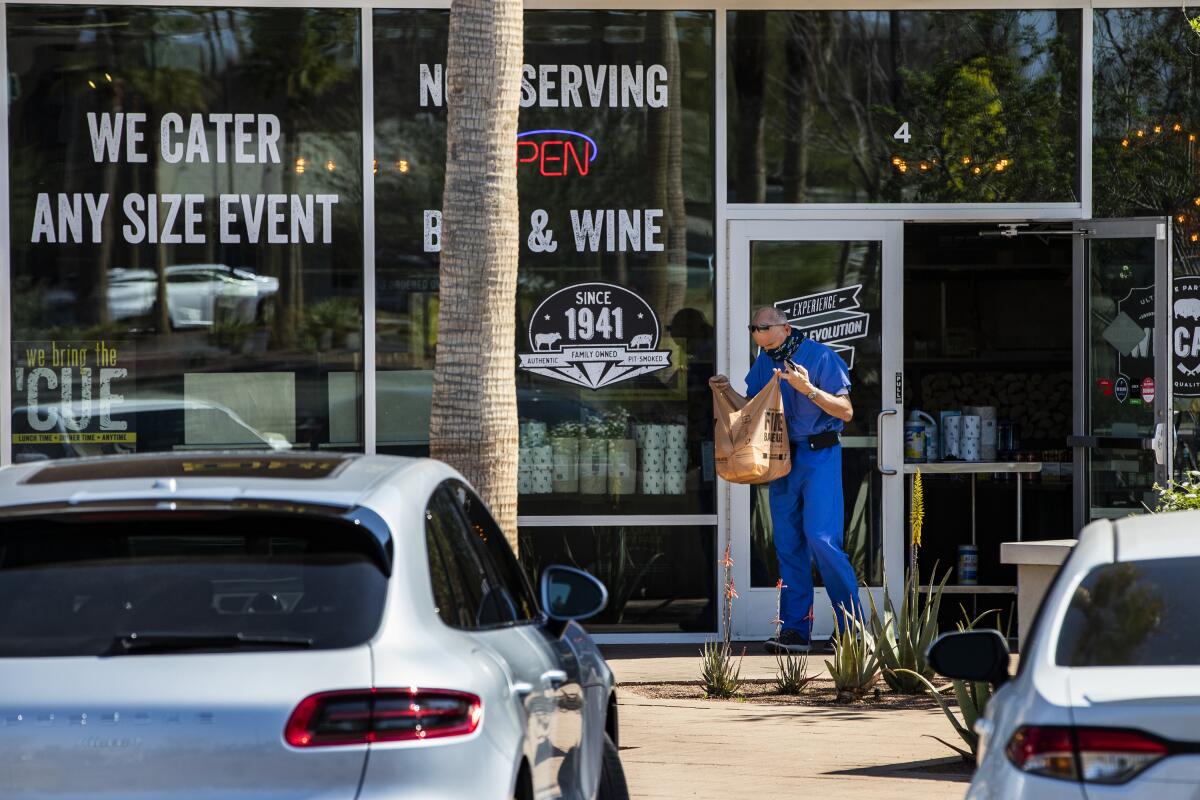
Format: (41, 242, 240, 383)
(534, 332, 562, 351)
(628, 333, 654, 349)
(1176, 298, 1200, 321)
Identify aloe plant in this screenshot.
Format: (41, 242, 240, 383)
(897, 608, 1007, 762)
(700, 640, 745, 698)
(867, 567, 951, 694)
(825, 607, 880, 701)
(699, 538, 744, 698)
(774, 650, 816, 695)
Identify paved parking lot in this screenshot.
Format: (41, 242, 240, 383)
(605, 645, 971, 800)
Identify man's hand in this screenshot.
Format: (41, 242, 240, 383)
(775, 363, 814, 396)
(708, 374, 731, 391)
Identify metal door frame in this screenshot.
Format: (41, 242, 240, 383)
(1071, 217, 1173, 532)
(725, 218, 904, 641)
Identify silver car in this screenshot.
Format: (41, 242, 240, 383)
(0, 452, 629, 800)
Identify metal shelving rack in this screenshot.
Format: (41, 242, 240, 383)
(906, 461, 1042, 595)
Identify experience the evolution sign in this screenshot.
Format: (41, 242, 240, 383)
(774, 285, 870, 369)
(518, 282, 671, 389)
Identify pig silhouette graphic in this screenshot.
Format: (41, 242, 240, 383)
(1177, 298, 1200, 320)
(628, 333, 654, 349)
(534, 332, 562, 351)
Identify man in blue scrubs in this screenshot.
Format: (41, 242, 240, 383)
(709, 306, 860, 653)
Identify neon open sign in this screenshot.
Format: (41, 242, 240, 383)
(517, 129, 597, 177)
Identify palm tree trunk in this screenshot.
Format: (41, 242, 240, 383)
(431, 0, 523, 550)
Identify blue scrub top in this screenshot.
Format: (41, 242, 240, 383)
(745, 336, 852, 441)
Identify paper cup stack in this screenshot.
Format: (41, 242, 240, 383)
(941, 412, 961, 460)
(578, 438, 608, 494)
(664, 424, 687, 495)
(960, 414, 981, 462)
(641, 426, 666, 495)
(550, 437, 579, 493)
(608, 439, 637, 495)
(518, 444, 554, 494)
(967, 406, 998, 461)
(519, 421, 547, 448)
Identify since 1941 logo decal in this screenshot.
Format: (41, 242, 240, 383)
(518, 282, 671, 389)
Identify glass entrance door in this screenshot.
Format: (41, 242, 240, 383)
(1072, 218, 1173, 529)
(727, 220, 903, 641)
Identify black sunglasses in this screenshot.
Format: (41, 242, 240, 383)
(747, 323, 782, 333)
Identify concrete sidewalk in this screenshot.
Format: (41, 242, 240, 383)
(602, 645, 971, 800)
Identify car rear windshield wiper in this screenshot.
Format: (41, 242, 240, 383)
(106, 632, 314, 655)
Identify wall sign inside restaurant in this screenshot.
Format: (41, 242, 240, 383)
(12, 340, 134, 447)
(518, 282, 670, 390)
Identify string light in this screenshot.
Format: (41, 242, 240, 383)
(397, 160, 410, 174)
(295, 158, 306, 175)
(1120, 120, 1200, 248)
(104, 73, 112, 83)
(87, 80, 96, 89)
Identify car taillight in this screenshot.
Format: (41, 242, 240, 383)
(1007, 725, 1077, 780)
(1006, 726, 1169, 785)
(1075, 728, 1169, 784)
(285, 688, 482, 748)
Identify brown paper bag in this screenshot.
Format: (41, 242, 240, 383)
(712, 373, 791, 484)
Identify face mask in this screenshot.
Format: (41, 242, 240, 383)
(764, 327, 803, 363)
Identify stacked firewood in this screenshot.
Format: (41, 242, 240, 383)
(917, 370, 1072, 445)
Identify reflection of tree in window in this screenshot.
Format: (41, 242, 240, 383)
(1094, 9, 1200, 275)
(727, 11, 1079, 203)
(1064, 563, 1164, 667)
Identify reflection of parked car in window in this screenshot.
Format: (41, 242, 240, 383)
(108, 265, 279, 329)
(12, 397, 291, 463)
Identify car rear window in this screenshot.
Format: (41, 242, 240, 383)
(0, 513, 388, 657)
(1056, 557, 1200, 667)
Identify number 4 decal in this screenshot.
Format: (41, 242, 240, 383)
(893, 122, 911, 144)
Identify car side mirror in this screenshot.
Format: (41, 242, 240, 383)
(540, 565, 608, 637)
(927, 630, 1011, 688)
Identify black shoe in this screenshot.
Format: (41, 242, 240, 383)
(763, 629, 811, 654)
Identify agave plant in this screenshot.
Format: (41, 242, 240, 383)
(896, 608, 1007, 762)
(825, 606, 880, 702)
(867, 567, 951, 694)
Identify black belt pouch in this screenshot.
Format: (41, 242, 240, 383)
(808, 430, 841, 451)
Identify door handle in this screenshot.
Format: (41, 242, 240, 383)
(877, 409, 898, 475)
(540, 669, 568, 690)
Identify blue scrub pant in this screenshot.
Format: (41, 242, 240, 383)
(768, 443, 861, 637)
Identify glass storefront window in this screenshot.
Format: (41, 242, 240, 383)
(727, 10, 1081, 204)
(374, 10, 716, 516)
(520, 525, 716, 633)
(8, 6, 364, 461)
